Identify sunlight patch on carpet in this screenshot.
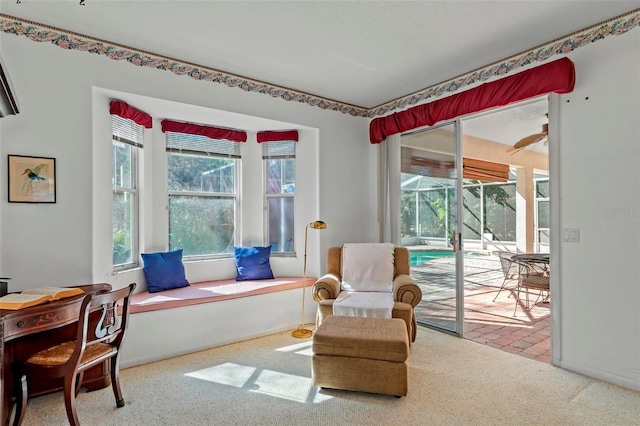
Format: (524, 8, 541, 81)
(275, 341, 313, 356)
(185, 362, 256, 387)
(252, 370, 331, 403)
(184, 361, 333, 403)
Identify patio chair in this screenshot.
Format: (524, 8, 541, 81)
(514, 275, 550, 314)
(513, 259, 549, 315)
(492, 251, 521, 301)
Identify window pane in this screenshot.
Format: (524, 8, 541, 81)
(113, 142, 133, 189)
(417, 188, 447, 239)
(462, 185, 482, 240)
(401, 190, 417, 238)
(266, 158, 295, 194)
(536, 180, 549, 198)
(168, 153, 235, 193)
(267, 197, 294, 252)
(538, 200, 550, 228)
(113, 191, 134, 265)
(169, 195, 235, 256)
(484, 183, 516, 241)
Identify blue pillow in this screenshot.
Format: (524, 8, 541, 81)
(141, 249, 190, 293)
(234, 246, 274, 281)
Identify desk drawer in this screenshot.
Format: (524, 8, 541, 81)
(2, 299, 84, 341)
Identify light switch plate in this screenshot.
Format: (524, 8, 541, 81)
(563, 228, 580, 242)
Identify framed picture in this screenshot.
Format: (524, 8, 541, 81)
(8, 155, 56, 203)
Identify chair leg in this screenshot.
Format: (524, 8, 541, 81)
(63, 370, 81, 426)
(11, 373, 27, 426)
(513, 282, 523, 316)
(110, 356, 125, 408)
(492, 277, 511, 301)
(75, 372, 85, 397)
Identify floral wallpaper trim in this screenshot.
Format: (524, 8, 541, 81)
(370, 9, 639, 117)
(0, 13, 369, 118)
(0, 10, 638, 119)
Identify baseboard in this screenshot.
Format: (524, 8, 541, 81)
(559, 360, 640, 392)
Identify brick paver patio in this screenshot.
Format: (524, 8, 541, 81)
(412, 252, 550, 363)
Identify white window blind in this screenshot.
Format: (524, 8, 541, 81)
(166, 132, 241, 158)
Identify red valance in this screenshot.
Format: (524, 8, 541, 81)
(257, 130, 299, 143)
(369, 57, 575, 144)
(161, 119, 247, 142)
(110, 100, 152, 128)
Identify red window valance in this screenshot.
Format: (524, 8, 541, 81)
(257, 130, 299, 143)
(161, 119, 247, 142)
(369, 57, 575, 144)
(110, 100, 152, 129)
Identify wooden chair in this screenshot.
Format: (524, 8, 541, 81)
(11, 283, 136, 426)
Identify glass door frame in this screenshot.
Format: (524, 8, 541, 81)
(400, 119, 465, 336)
(453, 118, 465, 336)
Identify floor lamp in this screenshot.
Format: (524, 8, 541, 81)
(292, 220, 327, 338)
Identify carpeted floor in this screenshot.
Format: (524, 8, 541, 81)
(17, 327, 640, 426)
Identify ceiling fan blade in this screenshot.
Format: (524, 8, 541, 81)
(512, 132, 547, 150)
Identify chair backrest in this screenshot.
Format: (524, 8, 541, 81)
(326, 245, 410, 277)
(492, 251, 516, 277)
(72, 283, 136, 366)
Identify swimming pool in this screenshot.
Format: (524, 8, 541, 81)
(409, 249, 455, 266)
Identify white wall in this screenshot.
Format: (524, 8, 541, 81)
(0, 32, 370, 362)
(553, 30, 640, 390)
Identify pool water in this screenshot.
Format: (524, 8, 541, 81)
(409, 249, 455, 266)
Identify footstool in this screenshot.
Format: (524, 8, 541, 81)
(312, 315, 409, 397)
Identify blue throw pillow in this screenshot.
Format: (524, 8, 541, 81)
(234, 246, 274, 281)
(141, 249, 190, 293)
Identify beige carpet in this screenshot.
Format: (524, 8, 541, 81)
(18, 327, 640, 426)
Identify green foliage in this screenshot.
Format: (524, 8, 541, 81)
(169, 196, 234, 256)
(113, 229, 131, 264)
(168, 153, 234, 193)
(167, 153, 236, 257)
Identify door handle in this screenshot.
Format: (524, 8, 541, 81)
(452, 231, 457, 252)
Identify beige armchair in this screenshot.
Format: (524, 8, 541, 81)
(312, 245, 422, 342)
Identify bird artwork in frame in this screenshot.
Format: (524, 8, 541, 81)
(8, 155, 56, 203)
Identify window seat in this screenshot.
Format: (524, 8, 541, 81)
(130, 276, 312, 314)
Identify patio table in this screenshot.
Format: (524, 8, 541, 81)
(512, 253, 549, 265)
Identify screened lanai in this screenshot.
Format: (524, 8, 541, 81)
(399, 169, 548, 252)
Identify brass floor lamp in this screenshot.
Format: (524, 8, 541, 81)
(292, 220, 327, 339)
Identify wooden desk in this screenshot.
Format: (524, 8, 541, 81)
(0, 283, 111, 424)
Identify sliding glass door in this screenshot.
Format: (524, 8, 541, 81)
(400, 121, 464, 334)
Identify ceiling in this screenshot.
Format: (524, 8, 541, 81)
(1, 0, 638, 148)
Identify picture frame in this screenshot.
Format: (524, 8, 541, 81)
(8, 155, 56, 203)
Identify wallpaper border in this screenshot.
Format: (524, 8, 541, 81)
(1, 9, 638, 119)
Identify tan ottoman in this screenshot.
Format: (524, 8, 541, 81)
(312, 315, 409, 397)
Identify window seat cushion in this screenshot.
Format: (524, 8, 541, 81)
(130, 276, 312, 314)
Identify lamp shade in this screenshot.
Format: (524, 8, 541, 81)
(309, 220, 327, 230)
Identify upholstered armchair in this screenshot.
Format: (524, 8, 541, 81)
(311, 244, 422, 342)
